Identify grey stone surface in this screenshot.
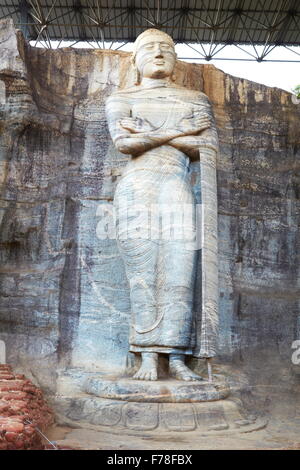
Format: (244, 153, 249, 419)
(160, 403, 197, 431)
(124, 402, 159, 430)
(0, 19, 299, 415)
(83, 374, 229, 402)
(50, 394, 267, 434)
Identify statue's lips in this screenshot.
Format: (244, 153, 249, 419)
(152, 60, 165, 66)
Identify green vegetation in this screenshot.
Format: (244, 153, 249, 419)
(292, 85, 300, 98)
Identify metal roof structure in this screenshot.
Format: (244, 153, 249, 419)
(0, 0, 299, 61)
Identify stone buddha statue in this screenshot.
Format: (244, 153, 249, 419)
(105, 29, 219, 382)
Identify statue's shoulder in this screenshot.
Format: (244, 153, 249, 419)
(173, 86, 210, 103)
(105, 88, 138, 109)
(107, 87, 137, 98)
(194, 90, 210, 101)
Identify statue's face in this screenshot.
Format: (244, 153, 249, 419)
(135, 34, 176, 80)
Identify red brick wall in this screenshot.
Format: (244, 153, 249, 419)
(0, 365, 54, 450)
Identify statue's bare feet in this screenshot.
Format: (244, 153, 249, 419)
(133, 352, 158, 381)
(169, 354, 203, 381)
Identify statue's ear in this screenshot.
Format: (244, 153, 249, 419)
(172, 57, 178, 82)
(132, 64, 141, 85)
(130, 55, 140, 85)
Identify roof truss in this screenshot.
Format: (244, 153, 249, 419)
(0, 0, 299, 61)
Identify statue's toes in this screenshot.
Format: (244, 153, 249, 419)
(149, 369, 158, 381)
(140, 370, 150, 380)
(189, 374, 203, 381)
(180, 375, 192, 381)
(133, 369, 158, 381)
(133, 370, 143, 380)
(179, 373, 199, 381)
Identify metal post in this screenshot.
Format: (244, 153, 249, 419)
(19, 0, 30, 40)
(207, 357, 213, 383)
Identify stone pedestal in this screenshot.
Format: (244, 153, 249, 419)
(51, 368, 267, 435)
(83, 375, 229, 402)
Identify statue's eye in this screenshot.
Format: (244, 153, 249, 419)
(144, 43, 154, 50)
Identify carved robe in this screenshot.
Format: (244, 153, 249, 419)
(106, 81, 218, 357)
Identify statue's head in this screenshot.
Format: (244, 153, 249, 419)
(132, 29, 177, 84)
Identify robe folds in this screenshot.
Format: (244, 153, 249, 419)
(105, 82, 219, 357)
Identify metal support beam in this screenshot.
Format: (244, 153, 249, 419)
(0, 1, 298, 58)
(19, 0, 30, 39)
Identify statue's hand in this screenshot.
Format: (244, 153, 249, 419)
(119, 117, 155, 134)
(178, 113, 211, 135)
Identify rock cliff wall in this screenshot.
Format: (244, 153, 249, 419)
(0, 20, 299, 399)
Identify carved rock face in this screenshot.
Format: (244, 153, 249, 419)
(0, 19, 299, 403)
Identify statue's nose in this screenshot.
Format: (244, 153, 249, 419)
(154, 44, 163, 57)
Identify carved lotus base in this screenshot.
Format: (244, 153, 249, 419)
(52, 369, 268, 435)
(83, 375, 230, 403)
(52, 396, 267, 435)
